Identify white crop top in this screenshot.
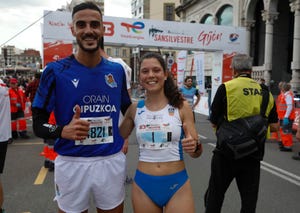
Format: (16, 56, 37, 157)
(134, 100, 184, 162)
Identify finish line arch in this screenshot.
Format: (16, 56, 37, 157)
(43, 10, 247, 115)
(43, 10, 246, 64)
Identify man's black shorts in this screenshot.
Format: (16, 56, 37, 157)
(0, 141, 8, 173)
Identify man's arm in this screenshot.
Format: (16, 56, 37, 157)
(193, 90, 201, 109)
(32, 107, 62, 139)
(210, 84, 226, 127)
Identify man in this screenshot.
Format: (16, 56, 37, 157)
(32, 2, 131, 213)
(205, 54, 278, 213)
(25, 72, 41, 104)
(277, 82, 295, 151)
(0, 79, 11, 213)
(8, 78, 30, 140)
(180, 76, 200, 121)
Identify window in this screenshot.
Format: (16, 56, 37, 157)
(201, 14, 214, 25)
(114, 48, 120, 57)
(217, 5, 233, 26)
(122, 49, 127, 57)
(164, 3, 175, 21)
(106, 48, 111, 56)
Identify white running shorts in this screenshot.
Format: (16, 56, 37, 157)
(54, 152, 126, 213)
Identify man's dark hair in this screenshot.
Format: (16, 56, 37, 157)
(72, 1, 102, 18)
(184, 76, 193, 82)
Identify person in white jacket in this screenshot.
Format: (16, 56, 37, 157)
(0, 78, 11, 213)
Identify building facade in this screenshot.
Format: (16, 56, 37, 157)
(175, 0, 300, 95)
(132, 0, 180, 21)
(1, 46, 42, 77)
(131, 0, 181, 81)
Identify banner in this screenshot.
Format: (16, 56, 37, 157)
(176, 51, 187, 88)
(194, 52, 205, 95)
(43, 10, 247, 65)
(211, 51, 223, 100)
(222, 52, 236, 83)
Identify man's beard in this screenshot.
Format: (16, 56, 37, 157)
(76, 38, 100, 53)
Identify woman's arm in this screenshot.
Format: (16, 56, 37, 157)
(180, 101, 202, 158)
(119, 103, 136, 140)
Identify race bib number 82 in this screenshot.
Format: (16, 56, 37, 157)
(75, 116, 113, 145)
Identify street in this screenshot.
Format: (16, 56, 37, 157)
(2, 113, 300, 213)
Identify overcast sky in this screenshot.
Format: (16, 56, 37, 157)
(0, 0, 131, 52)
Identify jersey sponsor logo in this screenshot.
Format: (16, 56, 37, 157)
(79, 104, 117, 113)
(82, 95, 110, 104)
(137, 110, 145, 115)
(105, 74, 117, 88)
(168, 107, 175, 116)
(71, 79, 79, 88)
(169, 183, 178, 190)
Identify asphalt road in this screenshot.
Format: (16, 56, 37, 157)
(2, 113, 300, 213)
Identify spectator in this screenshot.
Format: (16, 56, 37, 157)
(25, 72, 41, 104)
(0, 79, 11, 213)
(180, 76, 201, 121)
(277, 82, 295, 151)
(8, 78, 30, 140)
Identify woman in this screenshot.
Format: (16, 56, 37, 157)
(120, 52, 202, 213)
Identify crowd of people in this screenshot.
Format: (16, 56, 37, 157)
(1, 1, 300, 213)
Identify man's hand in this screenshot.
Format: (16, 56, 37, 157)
(61, 105, 90, 141)
(122, 138, 129, 154)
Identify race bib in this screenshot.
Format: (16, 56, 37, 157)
(75, 117, 113, 145)
(138, 123, 173, 150)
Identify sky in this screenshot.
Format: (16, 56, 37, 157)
(0, 0, 132, 52)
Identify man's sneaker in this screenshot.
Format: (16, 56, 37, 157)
(292, 153, 300, 160)
(44, 160, 50, 168)
(48, 162, 55, 172)
(19, 131, 30, 139)
(8, 138, 13, 144)
(280, 147, 292, 152)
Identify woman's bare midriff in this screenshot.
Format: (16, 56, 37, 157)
(137, 160, 185, 176)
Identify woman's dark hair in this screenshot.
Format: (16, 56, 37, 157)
(139, 52, 184, 108)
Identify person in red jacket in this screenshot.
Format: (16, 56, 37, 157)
(277, 82, 295, 151)
(8, 78, 30, 140)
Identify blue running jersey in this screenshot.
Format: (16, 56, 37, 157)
(33, 56, 132, 157)
(180, 86, 198, 108)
